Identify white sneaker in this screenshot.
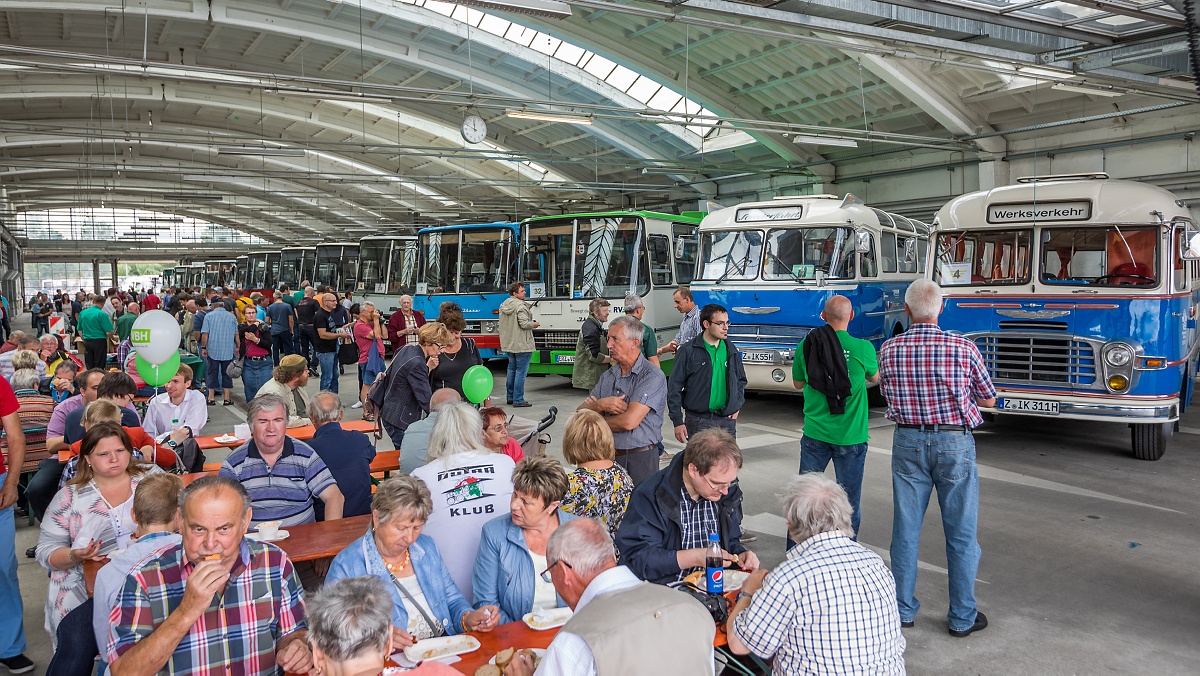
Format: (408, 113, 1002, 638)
(351, 401, 363, 409)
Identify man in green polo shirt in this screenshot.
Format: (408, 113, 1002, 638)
(623, 293, 660, 367)
(77, 294, 115, 369)
(666, 303, 747, 443)
(116, 301, 140, 343)
(792, 295, 879, 540)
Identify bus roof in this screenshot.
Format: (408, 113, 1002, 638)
(522, 210, 704, 225)
(316, 241, 360, 247)
(417, 221, 519, 234)
(935, 176, 1191, 230)
(698, 194, 926, 232)
(358, 235, 416, 241)
(280, 246, 316, 251)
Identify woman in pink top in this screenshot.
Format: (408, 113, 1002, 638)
(481, 406, 525, 463)
(353, 302, 387, 421)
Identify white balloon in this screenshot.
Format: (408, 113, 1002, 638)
(130, 310, 182, 364)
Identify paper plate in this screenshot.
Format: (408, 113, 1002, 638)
(724, 569, 751, 591)
(245, 529, 290, 542)
(522, 607, 572, 630)
(403, 635, 481, 664)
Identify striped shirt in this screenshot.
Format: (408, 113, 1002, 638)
(107, 539, 306, 675)
(673, 305, 701, 347)
(732, 531, 906, 675)
(878, 323, 996, 429)
(220, 437, 336, 527)
(199, 306, 238, 362)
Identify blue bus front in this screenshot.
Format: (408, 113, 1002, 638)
(414, 222, 520, 359)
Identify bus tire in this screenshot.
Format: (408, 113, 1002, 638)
(1130, 422, 1171, 461)
(867, 383, 887, 408)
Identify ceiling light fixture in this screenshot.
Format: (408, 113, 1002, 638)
(138, 217, 183, 223)
(264, 89, 394, 104)
(217, 146, 306, 157)
(791, 134, 859, 148)
(1050, 83, 1123, 97)
(505, 109, 594, 125)
(641, 167, 703, 176)
(161, 193, 224, 201)
(458, 0, 572, 19)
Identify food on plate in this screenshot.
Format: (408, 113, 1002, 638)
(525, 607, 572, 629)
(682, 570, 704, 587)
(474, 666, 501, 676)
(516, 649, 542, 669)
(494, 648, 515, 670)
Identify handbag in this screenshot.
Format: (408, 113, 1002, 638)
(672, 581, 730, 624)
(226, 357, 244, 379)
(338, 340, 360, 365)
(366, 340, 387, 375)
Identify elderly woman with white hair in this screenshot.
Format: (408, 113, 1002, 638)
(325, 476, 500, 653)
(308, 576, 461, 676)
(410, 401, 516, 601)
(726, 474, 906, 674)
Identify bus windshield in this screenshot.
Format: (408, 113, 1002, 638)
(935, 230, 1032, 286)
(361, 239, 418, 295)
(278, 250, 309, 289)
(524, 217, 649, 298)
(248, 256, 268, 288)
(1040, 226, 1159, 287)
(697, 230, 763, 281)
(763, 227, 855, 281)
(420, 228, 517, 294)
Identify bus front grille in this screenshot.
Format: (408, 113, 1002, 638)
(973, 334, 1097, 387)
(535, 330, 578, 351)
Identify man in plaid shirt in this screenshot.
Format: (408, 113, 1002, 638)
(879, 279, 996, 638)
(106, 476, 312, 676)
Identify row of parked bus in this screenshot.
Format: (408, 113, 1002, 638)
(162, 173, 1199, 461)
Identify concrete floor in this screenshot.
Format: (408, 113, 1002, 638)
(13, 365, 1200, 674)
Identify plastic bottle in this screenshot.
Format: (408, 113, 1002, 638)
(705, 533, 724, 594)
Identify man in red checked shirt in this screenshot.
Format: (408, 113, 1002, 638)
(0, 376, 36, 673)
(879, 279, 996, 640)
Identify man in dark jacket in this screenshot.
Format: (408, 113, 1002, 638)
(306, 392, 375, 520)
(667, 304, 747, 444)
(615, 428, 759, 584)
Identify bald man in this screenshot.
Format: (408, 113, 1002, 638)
(791, 295, 879, 541)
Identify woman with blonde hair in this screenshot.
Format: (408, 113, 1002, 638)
(36, 422, 161, 647)
(411, 401, 515, 601)
(375, 322, 452, 446)
(559, 409, 634, 538)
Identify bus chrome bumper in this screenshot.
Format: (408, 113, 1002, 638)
(743, 363, 801, 393)
(984, 393, 1179, 425)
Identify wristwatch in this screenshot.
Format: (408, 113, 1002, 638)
(167, 440, 178, 449)
(736, 591, 753, 603)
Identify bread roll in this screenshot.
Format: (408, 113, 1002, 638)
(474, 666, 502, 676)
(516, 648, 540, 669)
(494, 647, 515, 669)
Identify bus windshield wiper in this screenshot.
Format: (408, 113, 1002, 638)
(716, 247, 751, 284)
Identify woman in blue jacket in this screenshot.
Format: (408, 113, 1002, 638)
(472, 456, 577, 623)
(326, 475, 501, 650)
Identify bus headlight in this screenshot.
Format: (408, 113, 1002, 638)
(481, 320, 500, 334)
(1108, 374, 1129, 391)
(771, 369, 787, 383)
(1103, 344, 1133, 367)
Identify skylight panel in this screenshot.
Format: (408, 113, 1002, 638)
(554, 42, 586, 67)
(605, 65, 638, 92)
(626, 76, 661, 102)
(582, 54, 617, 80)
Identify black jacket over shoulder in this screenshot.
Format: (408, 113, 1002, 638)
(801, 324, 851, 414)
(666, 335, 747, 427)
(614, 453, 747, 584)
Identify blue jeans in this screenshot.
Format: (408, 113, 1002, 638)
(889, 427, 981, 631)
(0, 474, 26, 659)
(271, 331, 293, 365)
(382, 420, 405, 449)
(506, 351, 532, 404)
(317, 350, 338, 392)
(799, 436, 867, 539)
(46, 598, 96, 675)
(205, 357, 232, 394)
(241, 357, 272, 403)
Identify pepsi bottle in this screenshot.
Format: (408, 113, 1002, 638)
(705, 533, 724, 594)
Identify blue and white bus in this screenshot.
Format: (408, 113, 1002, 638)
(358, 235, 419, 316)
(691, 194, 930, 394)
(932, 173, 1199, 460)
(415, 222, 520, 359)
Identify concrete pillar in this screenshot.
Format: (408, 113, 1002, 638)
(978, 159, 1011, 191)
(92, 259, 101, 294)
(110, 259, 119, 290)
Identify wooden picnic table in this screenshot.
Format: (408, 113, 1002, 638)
(195, 419, 377, 450)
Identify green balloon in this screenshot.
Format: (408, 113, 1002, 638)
(135, 351, 181, 387)
(462, 364, 494, 405)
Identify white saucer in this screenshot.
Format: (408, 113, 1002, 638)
(215, 435, 242, 443)
(246, 529, 290, 542)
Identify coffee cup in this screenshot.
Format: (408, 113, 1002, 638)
(257, 520, 282, 540)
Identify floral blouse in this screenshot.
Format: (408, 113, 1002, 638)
(561, 464, 634, 537)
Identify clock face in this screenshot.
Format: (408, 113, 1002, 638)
(461, 115, 487, 144)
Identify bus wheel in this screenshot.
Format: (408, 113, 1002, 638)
(867, 383, 887, 408)
(1130, 422, 1172, 461)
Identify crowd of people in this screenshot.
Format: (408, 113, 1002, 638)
(0, 277, 998, 675)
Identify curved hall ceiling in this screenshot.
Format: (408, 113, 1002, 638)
(0, 0, 1195, 246)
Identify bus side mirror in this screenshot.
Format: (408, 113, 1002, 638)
(903, 237, 917, 263)
(1182, 229, 1200, 260)
(855, 230, 872, 254)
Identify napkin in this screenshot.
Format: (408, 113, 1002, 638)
(234, 424, 251, 439)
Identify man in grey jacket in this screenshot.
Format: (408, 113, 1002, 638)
(397, 388, 461, 473)
(498, 282, 539, 408)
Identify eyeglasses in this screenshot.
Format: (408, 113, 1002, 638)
(699, 471, 734, 493)
(488, 423, 508, 432)
(539, 558, 573, 583)
(708, 320, 731, 327)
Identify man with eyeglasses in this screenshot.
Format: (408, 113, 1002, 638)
(506, 517, 716, 676)
(615, 428, 759, 585)
(667, 304, 746, 444)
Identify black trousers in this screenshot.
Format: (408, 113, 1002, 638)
(83, 338, 108, 369)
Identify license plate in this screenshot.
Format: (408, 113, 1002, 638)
(741, 350, 776, 364)
(1000, 398, 1059, 415)
(554, 354, 575, 364)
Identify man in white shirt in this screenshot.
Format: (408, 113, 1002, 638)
(505, 517, 715, 676)
(142, 364, 207, 444)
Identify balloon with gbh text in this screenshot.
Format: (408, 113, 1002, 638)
(130, 310, 182, 365)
